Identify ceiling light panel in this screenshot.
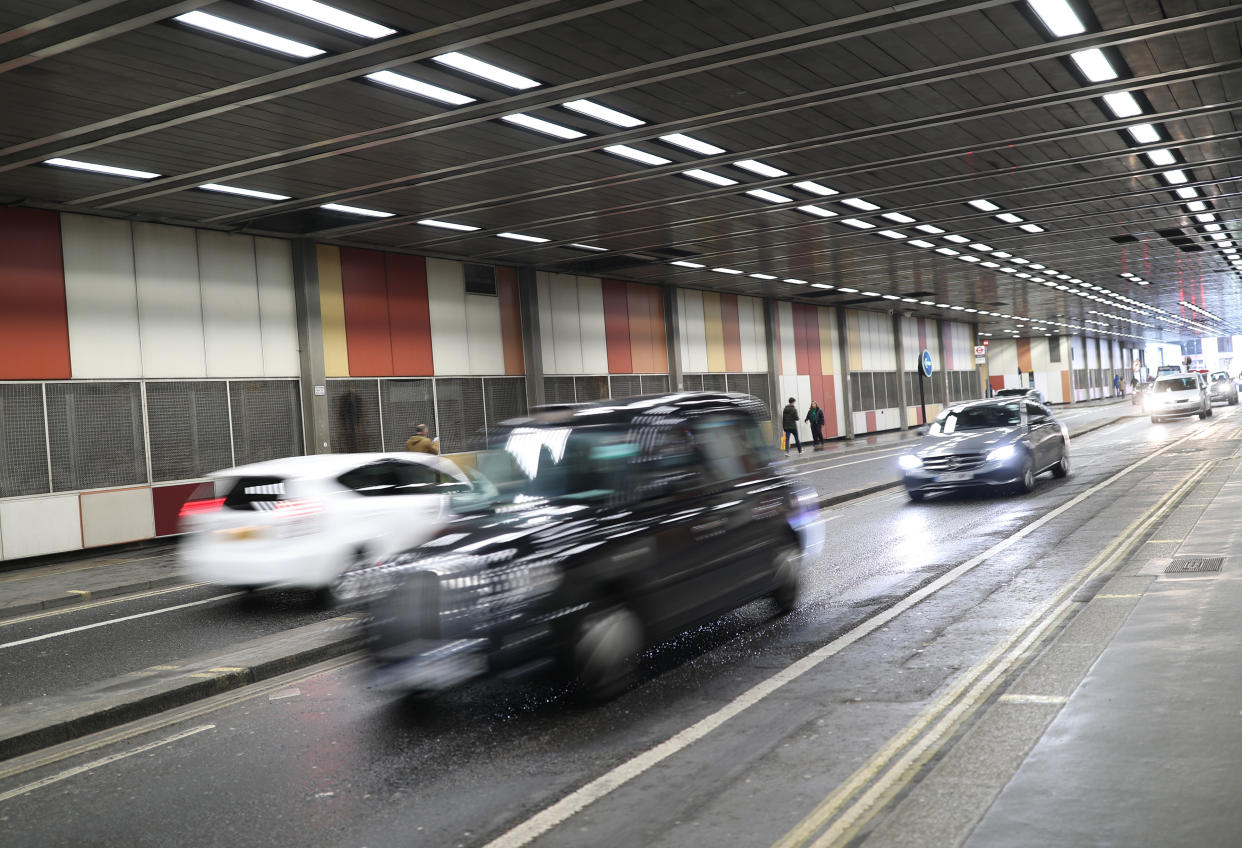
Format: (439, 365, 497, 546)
(561, 100, 643, 127)
(659, 134, 725, 155)
(417, 219, 478, 231)
(431, 52, 539, 89)
(1070, 48, 1118, 82)
(1102, 91, 1143, 118)
(840, 198, 881, 211)
(798, 205, 837, 218)
(915, 224, 945, 234)
(497, 232, 549, 242)
(793, 181, 838, 196)
(733, 160, 787, 178)
(968, 199, 1000, 212)
(682, 169, 737, 186)
(254, 0, 395, 39)
(603, 145, 671, 166)
(501, 113, 585, 139)
(995, 213, 1024, 223)
(882, 212, 917, 224)
(199, 183, 290, 200)
(44, 157, 159, 179)
(840, 218, 876, 229)
(173, 11, 324, 57)
(745, 188, 793, 203)
(567, 243, 606, 251)
(1027, 0, 1087, 37)
(365, 71, 474, 105)
(1145, 148, 1176, 166)
(321, 203, 392, 217)
(1127, 123, 1161, 144)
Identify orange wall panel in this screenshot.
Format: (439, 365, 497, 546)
(340, 247, 393, 376)
(602, 279, 632, 374)
(0, 208, 71, 379)
(719, 293, 743, 372)
(626, 282, 669, 373)
(496, 267, 525, 376)
(386, 252, 434, 375)
(649, 284, 668, 374)
(1017, 338, 1033, 374)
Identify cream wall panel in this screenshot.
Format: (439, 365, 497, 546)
(778, 302, 797, 375)
(62, 214, 142, 378)
(464, 294, 504, 375)
(255, 237, 299, 377)
(576, 276, 608, 374)
(0, 495, 81, 560)
(536, 272, 556, 374)
(427, 258, 469, 375)
(676, 290, 690, 369)
(134, 222, 206, 377)
(795, 374, 813, 442)
(989, 339, 1018, 378)
(1085, 337, 1099, 369)
(198, 230, 263, 377)
(548, 273, 583, 374)
(739, 296, 761, 373)
(81, 488, 155, 548)
(681, 289, 708, 373)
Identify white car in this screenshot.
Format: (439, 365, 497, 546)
(178, 453, 472, 606)
(1147, 374, 1211, 423)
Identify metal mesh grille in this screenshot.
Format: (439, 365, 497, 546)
(726, 373, 749, 393)
(543, 376, 576, 405)
(0, 384, 50, 497)
(747, 373, 771, 413)
(574, 375, 610, 402)
(145, 381, 233, 481)
(229, 380, 303, 467)
(609, 375, 641, 398)
(434, 377, 484, 454)
(380, 379, 435, 452)
(46, 382, 146, 491)
(683, 373, 704, 391)
(701, 373, 726, 393)
(484, 377, 527, 428)
(327, 379, 381, 453)
(640, 374, 670, 394)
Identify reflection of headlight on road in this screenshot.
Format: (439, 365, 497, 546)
(898, 454, 922, 470)
(986, 445, 1016, 462)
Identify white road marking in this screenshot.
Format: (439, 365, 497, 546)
(0, 593, 242, 651)
(482, 426, 1200, 848)
(0, 724, 214, 803)
(794, 449, 908, 476)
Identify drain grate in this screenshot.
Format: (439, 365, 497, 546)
(1165, 556, 1224, 574)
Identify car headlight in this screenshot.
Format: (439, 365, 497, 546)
(986, 445, 1016, 462)
(898, 454, 923, 470)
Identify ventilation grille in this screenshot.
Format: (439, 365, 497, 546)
(380, 379, 435, 453)
(0, 383, 50, 497)
(434, 377, 485, 454)
(463, 263, 497, 296)
(46, 382, 147, 491)
(640, 374, 670, 394)
(146, 381, 232, 482)
(229, 380, 303, 467)
(328, 379, 382, 453)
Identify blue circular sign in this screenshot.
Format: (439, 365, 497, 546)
(920, 349, 934, 378)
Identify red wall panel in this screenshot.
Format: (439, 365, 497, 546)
(340, 247, 394, 376)
(0, 208, 71, 379)
(602, 279, 632, 374)
(649, 285, 668, 374)
(719, 294, 742, 373)
(865, 410, 877, 433)
(385, 252, 434, 375)
(496, 267, 525, 376)
(792, 304, 809, 376)
(823, 375, 839, 438)
(153, 483, 200, 537)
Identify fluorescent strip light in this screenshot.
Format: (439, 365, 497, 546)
(365, 71, 474, 105)
(995, 213, 1024, 223)
(749, 273, 777, 280)
(1145, 148, 1176, 166)
(733, 160, 787, 178)
(1027, 0, 1086, 36)
(1127, 123, 1161, 144)
(745, 188, 793, 203)
(501, 113, 585, 140)
(681, 169, 737, 186)
(915, 224, 945, 234)
(432, 52, 539, 89)
(981, 261, 1000, 268)
(568, 243, 607, 251)
(876, 230, 907, 239)
(659, 134, 725, 155)
(840, 198, 881, 211)
(810, 283, 832, 290)
(562, 100, 643, 127)
(798, 205, 837, 218)
(839, 218, 875, 229)
(711, 267, 743, 274)
(969, 243, 993, 251)
(784, 278, 809, 285)
(992, 251, 1012, 258)
(936, 247, 960, 256)
(882, 212, 917, 224)
(1175, 186, 1199, 199)
(44, 157, 159, 179)
(670, 260, 705, 268)
(254, 0, 394, 39)
(943, 234, 970, 243)
(1204, 223, 1223, 232)
(968, 199, 1000, 212)
(959, 255, 981, 263)
(882, 294, 901, 300)
(837, 287, 859, 293)
(321, 202, 393, 217)
(1185, 200, 1207, 212)
(173, 11, 324, 57)
(1196, 213, 1217, 222)
(1161, 169, 1188, 185)
(793, 181, 838, 196)
(603, 145, 671, 166)
(1020, 223, 1046, 233)
(1102, 91, 1143, 118)
(199, 183, 290, 200)
(498, 232, 550, 243)
(908, 239, 935, 248)
(1071, 48, 1118, 82)
(1011, 257, 1030, 264)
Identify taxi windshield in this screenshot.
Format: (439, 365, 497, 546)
(931, 403, 1021, 434)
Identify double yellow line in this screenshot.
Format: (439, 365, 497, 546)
(772, 459, 1213, 848)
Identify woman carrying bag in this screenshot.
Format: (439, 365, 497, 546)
(805, 401, 825, 449)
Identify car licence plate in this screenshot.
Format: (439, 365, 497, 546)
(936, 471, 974, 482)
(217, 526, 263, 541)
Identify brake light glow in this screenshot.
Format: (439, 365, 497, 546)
(179, 498, 225, 517)
(272, 499, 323, 517)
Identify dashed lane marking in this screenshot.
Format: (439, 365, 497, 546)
(997, 694, 1069, 705)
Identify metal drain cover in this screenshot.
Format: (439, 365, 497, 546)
(1165, 556, 1224, 574)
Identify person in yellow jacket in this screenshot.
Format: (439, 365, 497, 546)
(405, 423, 439, 454)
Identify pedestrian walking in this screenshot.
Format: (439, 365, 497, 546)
(1113, 374, 1121, 397)
(804, 401, 825, 449)
(781, 397, 802, 455)
(405, 423, 439, 454)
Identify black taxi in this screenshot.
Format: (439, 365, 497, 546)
(348, 392, 823, 700)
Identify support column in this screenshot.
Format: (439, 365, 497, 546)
(934, 320, 949, 409)
(836, 307, 855, 439)
(893, 312, 908, 430)
(663, 285, 683, 392)
(762, 298, 781, 438)
(517, 267, 545, 410)
(291, 240, 329, 455)
(972, 322, 987, 398)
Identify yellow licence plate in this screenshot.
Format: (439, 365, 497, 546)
(216, 526, 263, 541)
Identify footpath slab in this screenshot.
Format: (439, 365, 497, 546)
(0, 543, 181, 620)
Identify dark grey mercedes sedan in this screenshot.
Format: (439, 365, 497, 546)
(898, 398, 1070, 501)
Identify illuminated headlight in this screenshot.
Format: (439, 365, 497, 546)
(898, 454, 923, 470)
(986, 445, 1016, 462)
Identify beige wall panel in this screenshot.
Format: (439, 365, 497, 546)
(548, 273, 583, 374)
(62, 214, 142, 378)
(133, 222, 206, 377)
(681, 289, 708, 373)
(464, 293, 504, 375)
(255, 237, 300, 377)
(81, 487, 155, 548)
(198, 230, 263, 377)
(576, 276, 609, 374)
(426, 258, 469, 375)
(0, 495, 81, 559)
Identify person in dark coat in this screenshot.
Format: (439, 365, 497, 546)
(405, 423, 439, 455)
(781, 398, 802, 455)
(804, 401, 825, 448)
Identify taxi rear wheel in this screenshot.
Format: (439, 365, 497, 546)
(771, 546, 802, 615)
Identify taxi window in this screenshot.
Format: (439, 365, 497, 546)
(690, 416, 758, 482)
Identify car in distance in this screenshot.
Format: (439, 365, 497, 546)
(178, 453, 472, 606)
(1156, 364, 1183, 376)
(351, 392, 824, 701)
(898, 398, 1069, 500)
(994, 386, 1046, 404)
(1207, 371, 1238, 406)
(1147, 374, 1211, 423)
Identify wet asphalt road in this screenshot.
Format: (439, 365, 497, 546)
(1, 403, 1228, 848)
